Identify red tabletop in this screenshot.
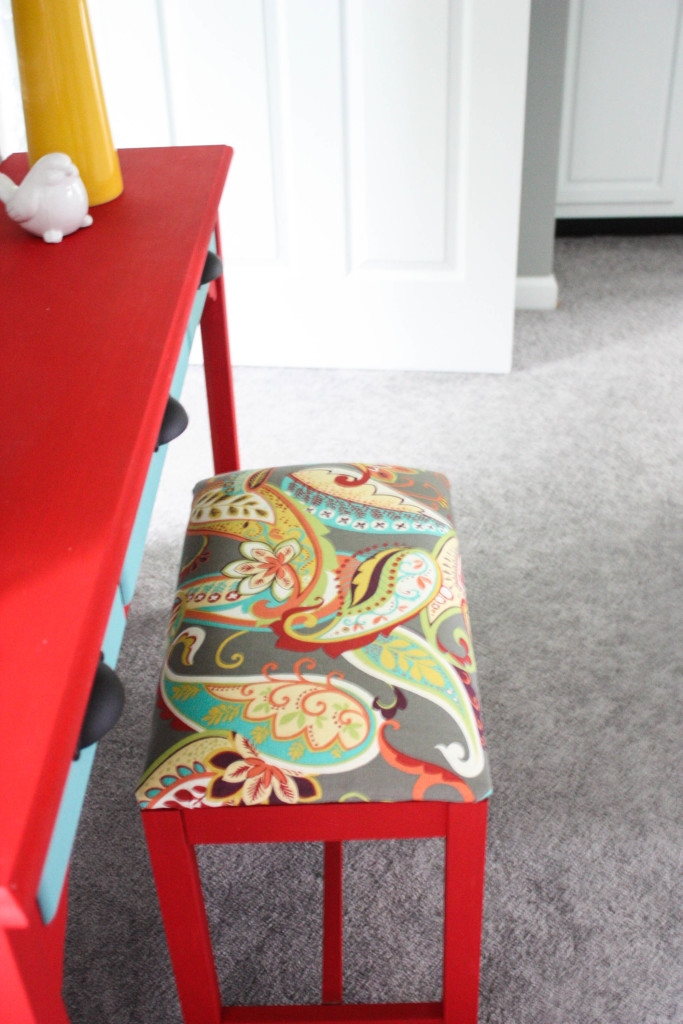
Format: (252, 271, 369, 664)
(0, 146, 232, 926)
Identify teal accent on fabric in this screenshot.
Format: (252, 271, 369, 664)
(178, 577, 275, 619)
(161, 674, 378, 769)
(282, 474, 450, 537)
(357, 636, 472, 719)
(137, 465, 491, 807)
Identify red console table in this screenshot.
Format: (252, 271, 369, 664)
(0, 146, 239, 1023)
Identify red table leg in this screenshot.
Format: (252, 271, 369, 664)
(201, 221, 240, 475)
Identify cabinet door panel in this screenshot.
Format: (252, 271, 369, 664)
(557, 0, 683, 216)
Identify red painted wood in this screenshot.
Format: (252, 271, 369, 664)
(1, 147, 237, 1024)
(0, 146, 232, 923)
(144, 800, 487, 1024)
(48, 868, 70, 976)
(442, 802, 488, 1024)
(322, 842, 344, 1005)
(1, 884, 71, 1024)
(182, 801, 449, 846)
(201, 220, 240, 474)
(221, 1002, 443, 1023)
(143, 810, 222, 1024)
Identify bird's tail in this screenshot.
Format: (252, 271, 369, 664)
(0, 172, 17, 205)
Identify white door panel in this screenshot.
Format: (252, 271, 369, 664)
(88, 0, 172, 149)
(556, 0, 683, 217)
(157, 0, 530, 371)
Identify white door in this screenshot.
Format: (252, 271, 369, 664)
(7, 0, 531, 372)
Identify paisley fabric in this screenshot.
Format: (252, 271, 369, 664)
(137, 464, 491, 809)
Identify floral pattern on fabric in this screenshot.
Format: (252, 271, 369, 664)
(222, 539, 301, 601)
(137, 464, 491, 808)
(137, 733, 322, 808)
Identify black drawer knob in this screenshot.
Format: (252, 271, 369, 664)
(156, 396, 188, 450)
(76, 659, 125, 757)
(200, 250, 223, 286)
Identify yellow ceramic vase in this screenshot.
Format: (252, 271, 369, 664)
(11, 0, 123, 205)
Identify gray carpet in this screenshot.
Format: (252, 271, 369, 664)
(63, 235, 683, 1023)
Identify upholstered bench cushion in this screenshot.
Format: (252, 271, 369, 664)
(137, 464, 491, 809)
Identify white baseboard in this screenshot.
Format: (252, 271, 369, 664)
(515, 273, 559, 310)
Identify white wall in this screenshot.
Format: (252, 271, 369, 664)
(0, 0, 25, 159)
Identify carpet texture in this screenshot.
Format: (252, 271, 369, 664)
(63, 236, 683, 1023)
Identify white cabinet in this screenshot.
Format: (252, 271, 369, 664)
(556, 0, 683, 218)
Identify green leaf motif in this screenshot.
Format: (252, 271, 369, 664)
(251, 725, 270, 745)
(374, 637, 447, 690)
(203, 703, 240, 726)
(172, 683, 200, 702)
(288, 739, 306, 761)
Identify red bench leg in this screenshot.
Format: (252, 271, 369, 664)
(322, 840, 344, 1004)
(144, 801, 487, 1024)
(442, 801, 488, 1024)
(142, 810, 222, 1024)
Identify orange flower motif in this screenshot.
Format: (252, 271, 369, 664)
(210, 734, 303, 805)
(222, 539, 300, 602)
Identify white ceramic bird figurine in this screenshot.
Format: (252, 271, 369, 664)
(0, 152, 93, 243)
